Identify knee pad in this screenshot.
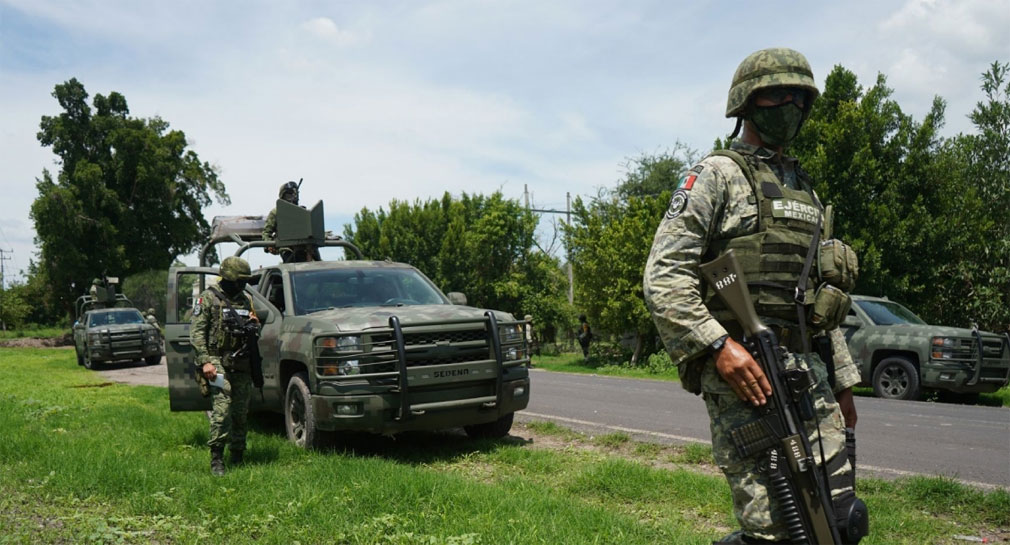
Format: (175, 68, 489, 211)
(833, 490, 869, 544)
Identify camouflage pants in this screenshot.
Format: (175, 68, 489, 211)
(208, 369, 252, 451)
(702, 352, 852, 542)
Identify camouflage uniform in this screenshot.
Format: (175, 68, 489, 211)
(644, 48, 862, 543)
(191, 259, 258, 462)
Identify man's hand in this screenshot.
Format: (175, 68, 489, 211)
(715, 338, 772, 406)
(202, 362, 218, 381)
(835, 387, 857, 428)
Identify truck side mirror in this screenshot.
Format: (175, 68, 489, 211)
(842, 315, 861, 328)
(447, 292, 467, 305)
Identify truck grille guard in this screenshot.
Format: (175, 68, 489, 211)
(967, 326, 1010, 386)
(313, 311, 530, 421)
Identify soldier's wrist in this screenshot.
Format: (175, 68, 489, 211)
(707, 334, 730, 356)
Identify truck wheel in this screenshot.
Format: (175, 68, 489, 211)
(145, 355, 162, 366)
(464, 412, 514, 439)
(285, 372, 320, 449)
(83, 348, 98, 370)
(872, 357, 920, 401)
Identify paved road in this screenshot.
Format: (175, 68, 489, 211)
(97, 360, 1010, 489)
(518, 369, 1010, 490)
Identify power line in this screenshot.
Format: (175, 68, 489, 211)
(524, 184, 574, 305)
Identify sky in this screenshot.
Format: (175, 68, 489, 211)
(1, 0, 1008, 281)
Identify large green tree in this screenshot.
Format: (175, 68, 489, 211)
(791, 64, 1009, 331)
(564, 148, 692, 362)
(31, 79, 229, 317)
(344, 192, 571, 339)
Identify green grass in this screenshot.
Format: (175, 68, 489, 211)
(1, 347, 1008, 544)
(0, 326, 67, 340)
(532, 352, 680, 381)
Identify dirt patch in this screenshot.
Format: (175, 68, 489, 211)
(0, 334, 74, 348)
(71, 382, 116, 388)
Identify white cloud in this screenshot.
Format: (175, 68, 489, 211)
(299, 17, 369, 47)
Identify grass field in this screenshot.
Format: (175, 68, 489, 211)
(0, 326, 67, 341)
(1, 347, 1008, 544)
(533, 352, 1010, 407)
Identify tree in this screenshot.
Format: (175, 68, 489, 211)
(564, 148, 692, 362)
(343, 192, 571, 337)
(30, 79, 229, 318)
(791, 64, 1009, 331)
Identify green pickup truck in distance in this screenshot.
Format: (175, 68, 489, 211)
(166, 201, 530, 448)
(72, 278, 164, 370)
(841, 295, 1010, 402)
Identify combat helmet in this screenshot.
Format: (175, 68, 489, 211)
(219, 256, 253, 282)
(279, 180, 300, 200)
(726, 47, 820, 119)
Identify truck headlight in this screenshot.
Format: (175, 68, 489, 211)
(499, 324, 522, 344)
(88, 333, 102, 345)
(932, 337, 956, 348)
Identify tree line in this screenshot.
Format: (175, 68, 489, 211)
(3, 64, 1007, 356)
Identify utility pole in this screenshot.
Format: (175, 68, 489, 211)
(527, 191, 575, 306)
(0, 248, 10, 331)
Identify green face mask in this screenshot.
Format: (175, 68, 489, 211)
(748, 102, 805, 147)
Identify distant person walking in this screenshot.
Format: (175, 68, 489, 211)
(577, 314, 592, 358)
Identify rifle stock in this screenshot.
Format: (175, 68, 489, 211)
(701, 249, 846, 545)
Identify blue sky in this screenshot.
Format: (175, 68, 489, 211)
(1, 0, 1008, 277)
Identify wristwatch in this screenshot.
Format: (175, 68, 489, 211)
(707, 334, 730, 356)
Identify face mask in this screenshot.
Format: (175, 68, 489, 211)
(220, 279, 246, 295)
(748, 102, 805, 147)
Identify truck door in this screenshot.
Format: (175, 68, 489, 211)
(166, 267, 219, 411)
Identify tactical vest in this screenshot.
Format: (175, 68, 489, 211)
(702, 149, 822, 327)
(206, 288, 254, 372)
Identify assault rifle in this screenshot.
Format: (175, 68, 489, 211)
(700, 250, 867, 545)
(221, 309, 264, 389)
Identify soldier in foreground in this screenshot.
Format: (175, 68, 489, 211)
(191, 256, 260, 476)
(644, 48, 865, 544)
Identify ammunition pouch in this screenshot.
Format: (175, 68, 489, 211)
(818, 239, 859, 292)
(809, 283, 851, 332)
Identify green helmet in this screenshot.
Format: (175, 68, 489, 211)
(220, 256, 253, 282)
(279, 181, 299, 199)
(725, 48, 820, 118)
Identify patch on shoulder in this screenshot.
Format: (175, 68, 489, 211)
(193, 298, 203, 316)
(665, 189, 689, 220)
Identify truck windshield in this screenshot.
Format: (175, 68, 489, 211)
(855, 300, 926, 326)
(291, 268, 448, 315)
(89, 309, 146, 326)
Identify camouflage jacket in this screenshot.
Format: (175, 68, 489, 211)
(190, 287, 257, 371)
(643, 141, 860, 395)
(262, 208, 278, 241)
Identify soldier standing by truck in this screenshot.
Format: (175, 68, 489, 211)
(191, 256, 260, 476)
(644, 48, 865, 544)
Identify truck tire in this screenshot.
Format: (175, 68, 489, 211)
(145, 355, 162, 366)
(83, 348, 98, 370)
(285, 372, 321, 449)
(464, 412, 514, 439)
(872, 357, 920, 401)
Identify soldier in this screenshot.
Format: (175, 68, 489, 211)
(644, 48, 863, 544)
(145, 308, 158, 326)
(263, 179, 320, 262)
(577, 314, 592, 358)
(191, 256, 260, 476)
(262, 180, 300, 245)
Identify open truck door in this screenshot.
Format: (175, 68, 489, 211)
(166, 267, 219, 411)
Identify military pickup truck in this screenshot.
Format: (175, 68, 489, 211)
(166, 201, 530, 447)
(841, 295, 1010, 402)
(72, 281, 164, 370)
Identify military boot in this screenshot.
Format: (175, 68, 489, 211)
(210, 447, 226, 476)
(229, 448, 244, 466)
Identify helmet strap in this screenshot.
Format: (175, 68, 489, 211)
(728, 117, 743, 140)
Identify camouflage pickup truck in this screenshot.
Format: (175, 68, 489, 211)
(841, 295, 1010, 402)
(166, 201, 530, 447)
(72, 282, 164, 370)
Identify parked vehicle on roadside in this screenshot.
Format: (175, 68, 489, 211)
(73, 298, 164, 370)
(166, 201, 530, 447)
(841, 295, 1010, 402)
